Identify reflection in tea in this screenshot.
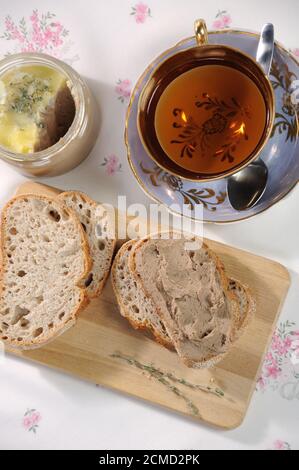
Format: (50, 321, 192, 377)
(154, 65, 267, 175)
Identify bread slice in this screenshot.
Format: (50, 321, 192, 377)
(111, 239, 172, 349)
(130, 233, 240, 368)
(58, 191, 116, 299)
(0, 194, 91, 350)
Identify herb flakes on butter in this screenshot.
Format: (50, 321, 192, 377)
(0, 65, 75, 154)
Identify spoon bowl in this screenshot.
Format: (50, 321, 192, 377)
(227, 160, 268, 211)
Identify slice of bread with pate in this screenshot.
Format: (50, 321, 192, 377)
(130, 233, 241, 368)
(112, 239, 255, 355)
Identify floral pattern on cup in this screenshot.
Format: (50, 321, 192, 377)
(115, 79, 131, 103)
(257, 321, 299, 399)
(0, 10, 79, 64)
(272, 440, 291, 450)
(131, 2, 151, 24)
(23, 409, 41, 434)
(212, 11, 232, 30)
(291, 48, 299, 58)
(101, 154, 122, 175)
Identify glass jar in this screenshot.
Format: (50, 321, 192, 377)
(0, 53, 99, 177)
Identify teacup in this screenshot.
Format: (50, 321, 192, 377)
(137, 19, 275, 182)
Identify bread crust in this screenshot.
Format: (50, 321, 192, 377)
(111, 239, 173, 350)
(0, 194, 92, 350)
(228, 278, 256, 342)
(129, 232, 242, 368)
(58, 190, 116, 299)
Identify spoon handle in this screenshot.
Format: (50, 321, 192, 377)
(256, 23, 274, 76)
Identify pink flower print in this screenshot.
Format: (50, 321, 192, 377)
(135, 14, 146, 24)
(50, 22, 64, 48)
(221, 15, 231, 28)
(23, 416, 33, 429)
(131, 2, 151, 24)
(3, 16, 26, 43)
(135, 2, 149, 14)
(106, 165, 116, 176)
(115, 79, 132, 103)
(4, 16, 13, 31)
(212, 11, 232, 30)
(44, 27, 54, 41)
(257, 321, 299, 394)
(292, 48, 299, 58)
(265, 351, 273, 362)
(274, 440, 284, 450)
(122, 79, 130, 86)
(31, 411, 41, 425)
(271, 333, 287, 356)
(101, 155, 122, 176)
(265, 363, 280, 379)
(1, 10, 77, 64)
(23, 409, 41, 434)
(283, 336, 292, 351)
(273, 440, 291, 450)
(30, 11, 38, 24)
(270, 332, 292, 356)
(212, 20, 223, 30)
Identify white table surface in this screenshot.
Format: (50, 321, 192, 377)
(0, 0, 298, 450)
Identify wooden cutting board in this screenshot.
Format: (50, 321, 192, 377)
(6, 181, 290, 429)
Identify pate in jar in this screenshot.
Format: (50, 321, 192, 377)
(0, 53, 98, 177)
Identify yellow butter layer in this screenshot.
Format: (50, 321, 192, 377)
(0, 65, 67, 154)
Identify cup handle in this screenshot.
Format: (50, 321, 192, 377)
(194, 19, 208, 46)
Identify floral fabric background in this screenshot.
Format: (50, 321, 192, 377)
(0, 0, 298, 450)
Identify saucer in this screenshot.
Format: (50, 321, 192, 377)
(125, 30, 299, 223)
